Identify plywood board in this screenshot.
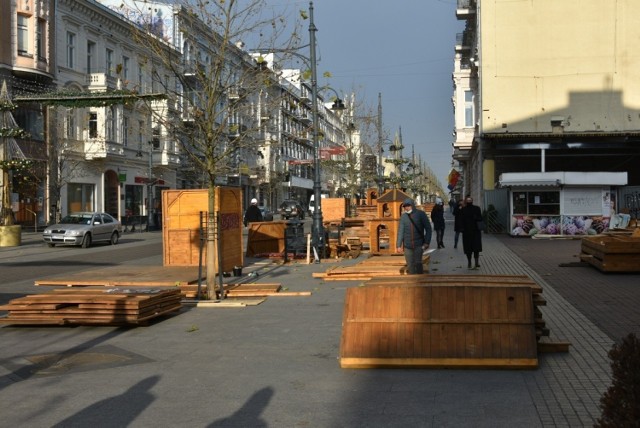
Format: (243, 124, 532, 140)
(340, 284, 538, 369)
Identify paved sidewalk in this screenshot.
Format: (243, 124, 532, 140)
(0, 220, 635, 426)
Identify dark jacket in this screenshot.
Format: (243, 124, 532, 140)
(431, 204, 445, 231)
(244, 204, 263, 226)
(396, 199, 432, 250)
(453, 203, 464, 232)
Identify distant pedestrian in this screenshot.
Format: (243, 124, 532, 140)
(244, 198, 263, 226)
(396, 198, 432, 274)
(461, 195, 483, 269)
(452, 199, 464, 249)
(431, 199, 445, 249)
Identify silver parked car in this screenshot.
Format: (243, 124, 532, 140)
(43, 212, 122, 248)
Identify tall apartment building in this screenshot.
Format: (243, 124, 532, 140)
(54, 0, 179, 226)
(0, 0, 55, 226)
(452, 0, 637, 236)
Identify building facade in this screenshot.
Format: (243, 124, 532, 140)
(1, 0, 55, 227)
(452, 0, 639, 235)
(55, 0, 179, 226)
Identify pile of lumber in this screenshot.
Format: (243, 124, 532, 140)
(0, 288, 182, 326)
(313, 253, 429, 280)
(339, 274, 563, 369)
(580, 231, 640, 272)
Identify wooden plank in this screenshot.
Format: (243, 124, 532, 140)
(340, 357, 538, 369)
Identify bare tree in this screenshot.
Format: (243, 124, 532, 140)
(125, 0, 302, 298)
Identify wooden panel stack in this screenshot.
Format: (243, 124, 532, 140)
(340, 276, 541, 369)
(313, 253, 429, 280)
(580, 233, 640, 272)
(0, 288, 182, 326)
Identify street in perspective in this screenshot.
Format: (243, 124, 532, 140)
(2, 0, 640, 427)
(0, 216, 638, 427)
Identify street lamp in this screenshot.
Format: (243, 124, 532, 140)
(308, 1, 325, 261)
(147, 140, 154, 230)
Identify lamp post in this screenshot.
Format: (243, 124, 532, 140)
(308, 1, 324, 261)
(147, 141, 154, 230)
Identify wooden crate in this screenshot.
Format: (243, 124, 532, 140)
(340, 283, 538, 369)
(162, 188, 242, 272)
(322, 198, 349, 221)
(246, 221, 287, 257)
(580, 235, 640, 272)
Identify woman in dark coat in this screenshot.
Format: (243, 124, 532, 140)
(461, 195, 483, 269)
(431, 201, 446, 249)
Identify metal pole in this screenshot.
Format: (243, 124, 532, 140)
(377, 92, 383, 195)
(148, 142, 153, 231)
(309, 1, 324, 261)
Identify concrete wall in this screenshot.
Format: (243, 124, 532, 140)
(480, 0, 640, 134)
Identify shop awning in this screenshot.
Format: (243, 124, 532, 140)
(499, 171, 628, 187)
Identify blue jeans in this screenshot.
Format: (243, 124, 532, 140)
(403, 246, 424, 274)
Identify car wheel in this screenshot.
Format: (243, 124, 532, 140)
(47, 243, 55, 248)
(110, 232, 119, 245)
(81, 233, 92, 248)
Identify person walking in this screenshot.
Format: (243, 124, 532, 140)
(244, 198, 263, 226)
(461, 195, 483, 269)
(431, 199, 446, 249)
(452, 199, 464, 249)
(396, 198, 432, 274)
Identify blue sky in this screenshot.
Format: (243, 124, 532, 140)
(264, 0, 464, 190)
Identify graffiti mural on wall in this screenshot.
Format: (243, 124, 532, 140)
(511, 215, 610, 237)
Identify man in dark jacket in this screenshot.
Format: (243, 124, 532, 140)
(244, 198, 263, 226)
(396, 198, 432, 274)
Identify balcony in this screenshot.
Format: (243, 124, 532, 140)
(227, 86, 247, 100)
(86, 73, 118, 91)
(83, 138, 124, 160)
(456, 0, 476, 19)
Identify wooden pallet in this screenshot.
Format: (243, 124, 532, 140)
(580, 235, 640, 272)
(0, 288, 182, 326)
(313, 253, 430, 280)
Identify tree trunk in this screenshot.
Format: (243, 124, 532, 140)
(206, 183, 217, 300)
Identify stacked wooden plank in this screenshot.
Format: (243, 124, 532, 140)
(313, 253, 429, 280)
(0, 288, 182, 326)
(580, 233, 640, 272)
(339, 274, 555, 369)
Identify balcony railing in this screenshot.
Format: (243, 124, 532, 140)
(86, 73, 119, 90)
(456, 0, 476, 19)
(83, 138, 124, 160)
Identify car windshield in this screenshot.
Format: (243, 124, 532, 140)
(60, 214, 93, 224)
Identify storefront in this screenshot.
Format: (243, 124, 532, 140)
(499, 171, 627, 237)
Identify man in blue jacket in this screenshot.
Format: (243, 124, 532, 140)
(396, 198, 432, 274)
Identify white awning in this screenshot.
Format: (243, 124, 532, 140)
(499, 171, 627, 187)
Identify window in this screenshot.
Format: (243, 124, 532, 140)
(66, 32, 75, 68)
(36, 19, 46, 60)
(88, 112, 98, 138)
(106, 107, 115, 141)
(67, 183, 95, 213)
(106, 48, 113, 76)
(87, 41, 95, 73)
(122, 56, 129, 80)
(513, 191, 560, 216)
(122, 116, 129, 146)
(464, 90, 474, 128)
(17, 15, 29, 55)
(138, 120, 145, 146)
(138, 62, 144, 91)
(65, 108, 75, 139)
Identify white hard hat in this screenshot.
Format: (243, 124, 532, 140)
(251, 198, 258, 204)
